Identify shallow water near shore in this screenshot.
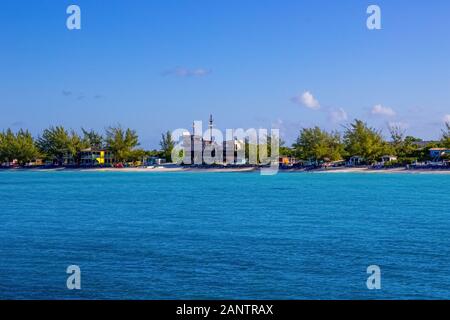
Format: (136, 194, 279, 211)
(1, 171, 449, 299)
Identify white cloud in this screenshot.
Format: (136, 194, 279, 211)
(371, 104, 396, 117)
(163, 67, 212, 77)
(271, 118, 283, 129)
(388, 121, 409, 130)
(443, 114, 450, 123)
(328, 108, 348, 123)
(270, 118, 306, 143)
(291, 91, 320, 110)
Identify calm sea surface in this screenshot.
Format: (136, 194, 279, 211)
(0, 171, 449, 299)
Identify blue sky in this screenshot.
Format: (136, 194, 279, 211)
(1, 0, 449, 148)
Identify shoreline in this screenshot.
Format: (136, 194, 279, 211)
(1, 166, 450, 174)
(303, 167, 450, 175)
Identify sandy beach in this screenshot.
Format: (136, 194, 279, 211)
(11, 166, 258, 173)
(303, 167, 450, 174)
(5, 166, 447, 174)
(83, 166, 259, 173)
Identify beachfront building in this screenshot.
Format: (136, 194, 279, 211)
(429, 148, 450, 160)
(381, 155, 398, 164)
(79, 148, 114, 166)
(0, 159, 19, 167)
(145, 157, 166, 166)
(279, 156, 297, 166)
(182, 131, 211, 165)
(221, 138, 246, 165)
(62, 153, 76, 166)
(182, 115, 247, 166)
(26, 159, 44, 166)
(347, 156, 364, 166)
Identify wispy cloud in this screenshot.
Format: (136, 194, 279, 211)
(271, 118, 307, 143)
(62, 90, 104, 100)
(11, 121, 25, 127)
(291, 91, 320, 110)
(443, 114, 450, 123)
(371, 104, 396, 117)
(162, 67, 212, 77)
(388, 121, 409, 130)
(328, 107, 348, 123)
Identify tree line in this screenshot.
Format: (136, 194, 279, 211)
(287, 119, 450, 164)
(0, 120, 449, 166)
(0, 126, 175, 165)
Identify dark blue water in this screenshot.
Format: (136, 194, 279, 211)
(0, 171, 449, 299)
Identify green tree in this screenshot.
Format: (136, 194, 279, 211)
(160, 131, 175, 162)
(147, 149, 164, 158)
(0, 129, 15, 163)
(441, 122, 450, 148)
(36, 126, 83, 165)
(398, 136, 422, 162)
(293, 127, 344, 162)
(388, 124, 405, 155)
(0, 129, 39, 165)
(279, 141, 294, 157)
(81, 128, 103, 149)
(387, 125, 421, 163)
(128, 149, 148, 163)
(344, 120, 389, 164)
(0, 132, 4, 163)
(105, 125, 139, 163)
(13, 129, 40, 165)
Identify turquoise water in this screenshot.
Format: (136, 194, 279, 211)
(0, 171, 449, 299)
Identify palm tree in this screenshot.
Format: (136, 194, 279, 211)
(160, 131, 175, 162)
(81, 128, 103, 149)
(105, 125, 139, 163)
(36, 126, 83, 165)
